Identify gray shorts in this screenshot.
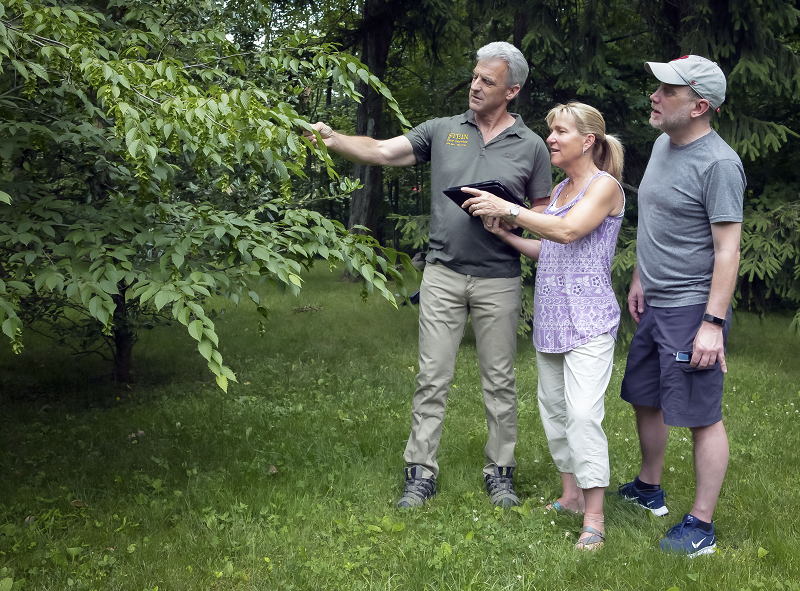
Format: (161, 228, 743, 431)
(620, 303, 731, 428)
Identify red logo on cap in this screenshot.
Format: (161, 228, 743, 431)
(672, 55, 690, 61)
(691, 80, 696, 85)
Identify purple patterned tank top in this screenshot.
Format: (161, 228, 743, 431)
(533, 171, 625, 353)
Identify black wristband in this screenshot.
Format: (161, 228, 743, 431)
(702, 313, 726, 328)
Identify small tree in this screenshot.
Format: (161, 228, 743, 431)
(0, 0, 413, 389)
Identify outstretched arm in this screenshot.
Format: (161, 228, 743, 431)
(304, 122, 417, 167)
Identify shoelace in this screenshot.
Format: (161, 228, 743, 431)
(402, 478, 434, 500)
(664, 520, 690, 538)
(486, 474, 514, 494)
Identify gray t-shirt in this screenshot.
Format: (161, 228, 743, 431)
(637, 131, 745, 307)
(405, 110, 551, 278)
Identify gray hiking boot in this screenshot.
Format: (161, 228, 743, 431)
(485, 466, 520, 507)
(397, 465, 436, 508)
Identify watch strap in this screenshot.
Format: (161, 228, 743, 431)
(702, 313, 726, 327)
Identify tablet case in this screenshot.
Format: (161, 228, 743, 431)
(443, 180, 527, 214)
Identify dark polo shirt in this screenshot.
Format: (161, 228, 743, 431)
(405, 110, 551, 278)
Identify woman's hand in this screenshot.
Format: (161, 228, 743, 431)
(461, 187, 512, 219)
(481, 216, 506, 236)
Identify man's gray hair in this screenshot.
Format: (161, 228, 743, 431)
(476, 42, 529, 88)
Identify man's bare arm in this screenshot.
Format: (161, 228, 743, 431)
(628, 265, 645, 324)
(691, 221, 742, 372)
(305, 122, 417, 167)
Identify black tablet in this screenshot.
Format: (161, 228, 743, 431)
(443, 180, 527, 214)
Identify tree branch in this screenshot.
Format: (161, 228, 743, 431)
(444, 78, 471, 100)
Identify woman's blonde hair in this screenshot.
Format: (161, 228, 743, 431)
(545, 102, 624, 183)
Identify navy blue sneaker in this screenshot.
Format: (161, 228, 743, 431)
(397, 466, 436, 508)
(617, 480, 669, 516)
(659, 514, 716, 557)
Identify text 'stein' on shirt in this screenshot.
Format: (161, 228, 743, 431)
(445, 133, 469, 147)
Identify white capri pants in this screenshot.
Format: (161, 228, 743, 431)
(536, 333, 615, 489)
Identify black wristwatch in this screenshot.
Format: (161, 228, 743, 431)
(702, 313, 726, 328)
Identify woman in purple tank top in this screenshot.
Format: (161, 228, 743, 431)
(462, 102, 625, 551)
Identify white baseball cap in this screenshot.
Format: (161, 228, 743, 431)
(645, 55, 727, 110)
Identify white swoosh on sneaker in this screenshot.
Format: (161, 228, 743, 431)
(692, 537, 706, 549)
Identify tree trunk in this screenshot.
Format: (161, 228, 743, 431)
(347, 0, 396, 236)
(112, 291, 135, 383)
(513, 11, 532, 118)
(391, 177, 400, 250)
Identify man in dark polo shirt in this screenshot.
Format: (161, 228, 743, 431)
(307, 42, 552, 508)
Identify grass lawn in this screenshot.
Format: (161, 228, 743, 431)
(1, 264, 799, 591)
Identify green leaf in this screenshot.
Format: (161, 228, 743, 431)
(758, 547, 769, 558)
(220, 364, 236, 381)
(11, 59, 29, 80)
(360, 264, 374, 282)
(2, 318, 17, 339)
(154, 290, 172, 311)
(128, 138, 141, 158)
(252, 245, 271, 260)
(0, 578, 13, 591)
(89, 296, 110, 325)
(188, 319, 204, 341)
(215, 374, 228, 392)
(0, 191, 10, 204)
(66, 547, 82, 559)
(198, 339, 213, 361)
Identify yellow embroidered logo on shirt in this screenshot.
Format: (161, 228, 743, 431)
(445, 133, 469, 147)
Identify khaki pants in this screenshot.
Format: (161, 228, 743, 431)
(536, 333, 615, 489)
(403, 263, 522, 479)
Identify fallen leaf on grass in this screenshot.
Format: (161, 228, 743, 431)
(269, 466, 278, 474)
(70, 500, 86, 508)
(24, 516, 36, 527)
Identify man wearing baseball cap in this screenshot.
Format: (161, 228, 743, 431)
(616, 55, 745, 556)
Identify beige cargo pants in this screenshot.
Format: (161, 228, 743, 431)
(403, 263, 522, 479)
